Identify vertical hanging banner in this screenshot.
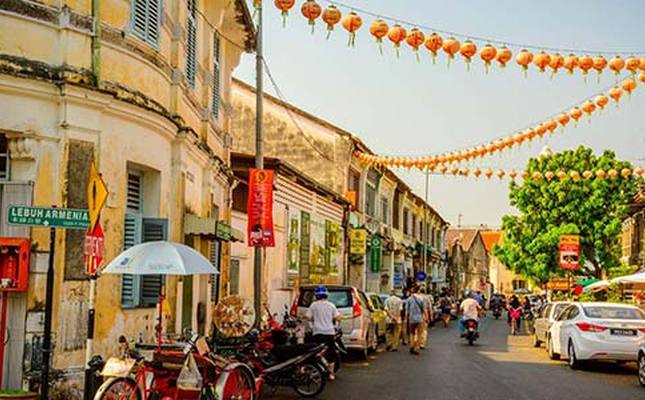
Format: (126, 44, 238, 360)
(300, 211, 311, 282)
(559, 235, 580, 270)
(370, 236, 382, 273)
(247, 169, 275, 247)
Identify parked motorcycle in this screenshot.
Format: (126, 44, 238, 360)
(463, 319, 479, 346)
(236, 329, 328, 397)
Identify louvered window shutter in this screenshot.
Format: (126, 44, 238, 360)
(131, 0, 161, 47)
(121, 213, 143, 308)
(140, 218, 168, 305)
(185, 0, 197, 87)
(211, 32, 221, 118)
(209, 240, 221, 302)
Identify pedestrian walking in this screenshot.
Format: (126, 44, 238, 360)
(384, 290, 403, 351)
(405, 286, 429, 355)
(418, 287, 432, 350)
(401, 288, 411, 346)
(305, 286, 343, 380)
(439, 289, 453, 328)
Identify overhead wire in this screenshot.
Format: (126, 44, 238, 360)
(321, 0, 645, 56)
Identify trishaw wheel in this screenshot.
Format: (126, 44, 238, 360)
(95, 377, 140, 400)
(216, 365, 255, 400)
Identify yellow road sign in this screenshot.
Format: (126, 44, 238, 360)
(87, 160, 108, 231)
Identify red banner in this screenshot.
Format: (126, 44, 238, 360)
(247, 169, 275, 247)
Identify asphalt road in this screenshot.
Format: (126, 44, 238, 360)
(269, 315, 644, 400)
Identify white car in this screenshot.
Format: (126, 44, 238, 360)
(532, 301, 570, 348)
(547, 302, 645, 369)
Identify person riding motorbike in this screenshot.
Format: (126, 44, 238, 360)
(304, 286, 343, 380)
(459, 290, 482, 337)
(491, 295, 504, 317)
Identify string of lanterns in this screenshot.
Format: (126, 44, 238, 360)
(353, 77, 642, 170)
(399, 166, 645, 182)
(271, 0, 645, 80)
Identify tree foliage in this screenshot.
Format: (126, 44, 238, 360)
(494, 146, 640, 281)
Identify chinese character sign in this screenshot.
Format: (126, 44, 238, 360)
(559, 235, 580, 270)
(247, 169, 275, 247)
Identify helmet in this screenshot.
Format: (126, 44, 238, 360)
(465, 290, 473, 298)
(314, 286, 328, 299)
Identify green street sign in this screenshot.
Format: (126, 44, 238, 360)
(216, 221, 232, 241)
(7, 205, 90, 229)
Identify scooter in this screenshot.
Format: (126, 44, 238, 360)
(236, 330, 329, 397)
(463, 319, 479, 346)
(492, 305, 502, 319)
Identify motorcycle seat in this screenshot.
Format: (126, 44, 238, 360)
(271, 343, 324, 361)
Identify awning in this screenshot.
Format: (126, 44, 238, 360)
(184, 214, 241, 242)
(573, 278, 601, 287)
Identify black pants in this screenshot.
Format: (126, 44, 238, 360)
(313, 334, 338, 365)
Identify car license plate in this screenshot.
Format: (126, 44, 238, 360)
(610, 328, 637, 336)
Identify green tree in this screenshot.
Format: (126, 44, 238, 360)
(494, 146, 639, 281)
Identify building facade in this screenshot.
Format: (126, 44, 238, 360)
(229, 154, 349, 316)
(230, 79, 449, 296)
(446, 228, 489, 295)
(0, 0, 253, 391)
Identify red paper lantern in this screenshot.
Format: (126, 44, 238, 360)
(635, 167, 644, 177)
(622, 78, 637, 96)
(608, 169, 618, 179)
(557, 171, 567, 180)
(424, 33, 443, 64)
(485, 169, 493, 179)
(621, 168, 632, 178)
(509, 171, 518, 180)
(473, 168, 482, 178)
(521, 171, 530, 180)
(626, 56, 640, 75)
(341, 12, 362, 47)
(387, 24, 407, 50)
(546, 119, 558, 134)
(594, 94, 609, 110)
(301, 0, 322, 32)
(497, 170, 505, 180)
(563, 54, 579, 74)
(495, 46, 513, 68)
(516, 49, 534, 76)
(480, 44, 497, 74)
(557, 113, 571, 128)
(532, 171, 542, 181)
(596, 170, 606, 179)
(405, 28, 425, 61)
(592, 55, 607, 78)
(549, 53, 564, 76)
(536, 124, 548, 138)
(545, 171, 555, 181)
(369, 19, 389, 45)
(533, 52, 551, 73)
(459, 40, 478, 69)
(581, 100, 596, 117)
(442, 37, 461, 65)
(609, 86, 623, 104)
(609, 55, 626, 76)
(322, 5, 342, 37)
(275, 0, 296, 25)
(570, 171, 581, 180)
(582, 170, 593, 180)
(569, 107, 583, 123)
(578, 55, 594, 78)
(640, 71, 645, 87)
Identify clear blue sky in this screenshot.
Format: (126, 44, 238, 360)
(235, 0, 645, 227)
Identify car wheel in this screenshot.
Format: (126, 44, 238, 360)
(369, 327, 378, 352)
(532, 333, 541, 348)
(638, 353, 645, 387)
(568, 341, 581, 370)
(547, 336, 560, 360)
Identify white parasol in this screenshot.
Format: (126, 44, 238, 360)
(102, 241, 218, 349)
(611, 271, 645, 285)
(102, 241, 219, 276)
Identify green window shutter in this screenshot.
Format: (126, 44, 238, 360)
(121, 213, 143, 308)
(140, 218, 168, 305)
(211, 32, 221, 119)
(185, 0, 197, 88)
(131, 0, 161, 47)
(210, 240, 221, 302)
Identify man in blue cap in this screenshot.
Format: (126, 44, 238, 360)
(305, 286, 342, 380)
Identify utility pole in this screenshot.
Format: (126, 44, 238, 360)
(457, 213, 463, 228)
(253, 0, 263, 329)
(422, 166, 429, 278)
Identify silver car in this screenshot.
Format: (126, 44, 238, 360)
(532, 301, 570, 348)
(293, 285, 378, 360)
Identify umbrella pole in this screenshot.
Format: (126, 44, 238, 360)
(157, 279, 165, 351)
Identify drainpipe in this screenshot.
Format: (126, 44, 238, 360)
(92, 0, 101, 85)
(342, 203, 350, 285)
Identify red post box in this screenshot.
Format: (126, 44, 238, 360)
(0, 238, 30, 292)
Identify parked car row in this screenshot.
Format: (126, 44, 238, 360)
(532, 300, 645, 387)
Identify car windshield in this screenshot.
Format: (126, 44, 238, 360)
(298, 289, 352, 308)
(582, 306, 645, 320)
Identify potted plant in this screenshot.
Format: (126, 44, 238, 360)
(0, 390, 39, 400)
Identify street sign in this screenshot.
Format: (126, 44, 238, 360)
(7, 205, 89, 229)
(87, 161, 109, 232)
(349, 229, 367, 255)
(559, 235, 580, 270)
(415, 270, 427, 282)
(83, 222, 105, 275)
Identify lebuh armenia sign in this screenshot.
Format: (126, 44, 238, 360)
(7, 205, 90, 229)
